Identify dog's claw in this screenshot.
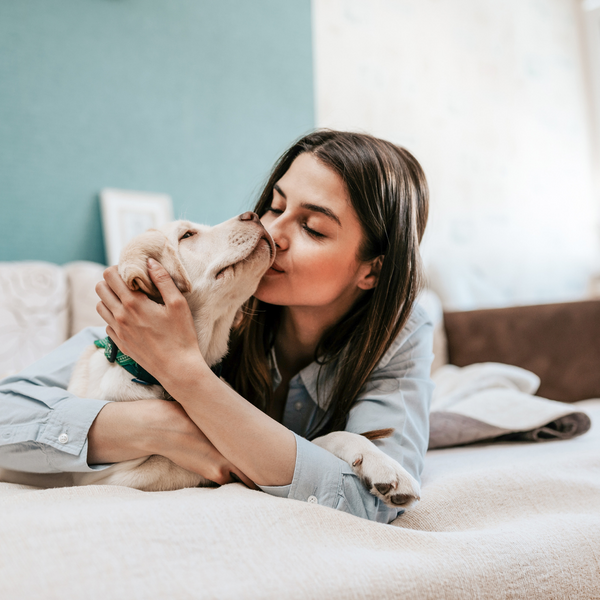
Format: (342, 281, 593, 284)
(375, 483, 393, 496)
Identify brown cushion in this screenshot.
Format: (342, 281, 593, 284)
(443, 300, 600, 402)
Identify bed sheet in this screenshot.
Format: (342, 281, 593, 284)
(1, 400, 599, 600)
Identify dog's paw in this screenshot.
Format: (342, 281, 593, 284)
(351, 449, 421, 509)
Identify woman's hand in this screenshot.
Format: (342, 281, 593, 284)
(88, 398, 257, 489)
(95, 258, 204, 382)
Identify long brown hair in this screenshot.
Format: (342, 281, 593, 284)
(221, 130, 429, 437)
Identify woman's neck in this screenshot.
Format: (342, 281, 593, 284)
(274, 302, 351, 378)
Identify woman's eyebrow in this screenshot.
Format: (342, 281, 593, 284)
(300, 203, 342, 227)
(273, 183, 342, 227)
(273, 183, 287, 198)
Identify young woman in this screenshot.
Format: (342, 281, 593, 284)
(0, 130, 434, 523)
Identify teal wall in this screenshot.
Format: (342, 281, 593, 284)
(0, 0, 314, 264)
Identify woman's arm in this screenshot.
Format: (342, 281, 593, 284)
(97, 260, 297, 487)
(88, 398, 257, 487)
(0, 326, 254, 486)
(97, 262, 433, 521)
(261, 304, 435, 523)
(0, 327, 114, 473)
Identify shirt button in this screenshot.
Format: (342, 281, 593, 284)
(294, 401, 303, 411)
(307, 495, 318, 504)
(58, 433, 69, 444)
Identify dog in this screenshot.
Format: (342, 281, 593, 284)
(1, 213, 420, 508)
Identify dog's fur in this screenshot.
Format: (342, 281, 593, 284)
(1, 215, 420, 508)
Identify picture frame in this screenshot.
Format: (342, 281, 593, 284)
(100, 188, 174, 265)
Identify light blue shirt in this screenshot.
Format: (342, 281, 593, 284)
(0, 304, 434, 524)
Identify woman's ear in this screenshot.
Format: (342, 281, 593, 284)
(357, 255, 384, 290)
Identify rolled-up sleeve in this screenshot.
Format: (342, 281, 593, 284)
(260, 305, 435, 523)
(0, 327, 112, 473)
(260, 433, 402, 523)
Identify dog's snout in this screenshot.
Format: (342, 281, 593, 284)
(239, 211, 260, 222)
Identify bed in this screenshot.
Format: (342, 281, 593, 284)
(0, 398, 598, 599)
(1, 261, 599, 599)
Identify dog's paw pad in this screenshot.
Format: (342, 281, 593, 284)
(390, 493, 418, 506)
(352, 451, 421, 510)
(375, 483, 392, 496)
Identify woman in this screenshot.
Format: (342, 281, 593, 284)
(0, 130, 434, 523)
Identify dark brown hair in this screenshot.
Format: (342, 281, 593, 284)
(221, 130, 429, 437)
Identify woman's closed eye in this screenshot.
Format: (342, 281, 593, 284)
(266, 207, 283, 215)
(265, 206, 326, 239)
(303, 224, 325, 238)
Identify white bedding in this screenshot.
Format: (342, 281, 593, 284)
(1, 400, 599, 600)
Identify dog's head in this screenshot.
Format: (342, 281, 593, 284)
(118, 214, 275, 309)
(118, 213, 275, 364)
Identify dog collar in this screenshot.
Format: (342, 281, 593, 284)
(94, 336, 161, 386)
(94, 336, 223, 388)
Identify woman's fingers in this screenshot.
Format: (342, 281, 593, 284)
(103, 265, 134, 301)
(95, 280, 121, 313)
(150, 401, 258, 489)
(147, 258, 183, 306)
(96, 299, 114, 328)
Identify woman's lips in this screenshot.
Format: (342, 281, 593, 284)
(268, 262, 285, 274)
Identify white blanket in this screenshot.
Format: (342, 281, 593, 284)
(429, 363, 592, 448)
(1, 399, 599, 599)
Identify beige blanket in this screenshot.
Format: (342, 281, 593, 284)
(1, 399, 599, 600)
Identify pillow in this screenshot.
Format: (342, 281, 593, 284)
(63, 261, 107, 337)
(0, 261, 69, 378)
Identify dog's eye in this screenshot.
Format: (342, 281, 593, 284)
(181, 231, 195, 240)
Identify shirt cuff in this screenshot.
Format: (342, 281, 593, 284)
(258, 433, 404, 523)
(38, 394, 113, 472)
(259, 433, 347, 508)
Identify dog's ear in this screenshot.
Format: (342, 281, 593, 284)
(118, 229, 192, 302)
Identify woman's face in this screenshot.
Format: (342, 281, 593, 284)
(254, 152, 377, 312)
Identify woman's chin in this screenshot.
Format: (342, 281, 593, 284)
(253, 280, 278, 304)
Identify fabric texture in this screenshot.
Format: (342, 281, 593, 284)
(63, 261, 106, 335)
(0, 399, 598, 599)
(0, 261, 69, 379)
(0, 260, 106, 380)
(443, 299, 600, 401)
(429, 362, 592, 448)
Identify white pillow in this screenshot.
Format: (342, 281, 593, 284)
(0, 261, 69, 378)
(63, 261, 107, 337)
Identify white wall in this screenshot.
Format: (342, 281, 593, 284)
(313, 0, 600, 309)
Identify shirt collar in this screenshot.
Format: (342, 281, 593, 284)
(265, 304, 427, 411)
(267, 345, 339, 411)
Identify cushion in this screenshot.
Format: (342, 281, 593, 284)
(63, 261, 107, 337)
(0, 262, 68, 378)
(443, 299, 600, 402)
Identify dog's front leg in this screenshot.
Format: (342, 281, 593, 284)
(312, 430, 421, 509)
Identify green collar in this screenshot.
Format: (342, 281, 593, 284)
(94, 336, 161, 387)
(94, 336, 224, 389)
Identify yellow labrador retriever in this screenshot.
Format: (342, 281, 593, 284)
(3, 213, 420, 508)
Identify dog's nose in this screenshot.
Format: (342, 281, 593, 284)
(239, 211, 259, 222)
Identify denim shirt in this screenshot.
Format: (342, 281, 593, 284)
(0, 304, 434, 524)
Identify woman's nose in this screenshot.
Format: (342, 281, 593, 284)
(239, 211, 260, 222)
(261, 215, 287, 251)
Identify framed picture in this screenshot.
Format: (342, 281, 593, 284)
(100, 188, 174, 265)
